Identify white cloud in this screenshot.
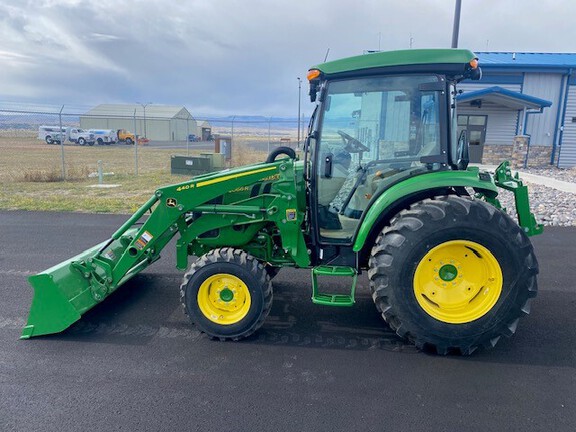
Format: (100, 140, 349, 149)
(0, 0, 576, 114)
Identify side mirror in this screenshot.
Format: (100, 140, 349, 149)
(456, 130, 470, 170)
(309, 81, 319, 102)
(468, 66, 482, 81)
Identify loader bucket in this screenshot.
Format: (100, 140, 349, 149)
(21, 240, 109, 339)
(21, 194, 170, 339)
(21, 223, 153, 339)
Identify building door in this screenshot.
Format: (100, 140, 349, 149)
(458, 115, 487, 163)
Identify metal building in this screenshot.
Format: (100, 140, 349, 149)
(456, 52, 576, 168)
(80, 104, 197, 142)
(196, 120, 213, 141)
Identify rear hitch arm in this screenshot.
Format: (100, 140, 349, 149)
(490, 161, 543, 236)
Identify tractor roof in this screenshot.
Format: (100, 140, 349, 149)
(312, 48, 477, 77)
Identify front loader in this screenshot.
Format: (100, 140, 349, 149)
(23, 49, 543, 354)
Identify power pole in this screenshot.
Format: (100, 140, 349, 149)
(137, 102, 152, 138)
(297, 77, 302, 148)
(451, 0, 462, 48)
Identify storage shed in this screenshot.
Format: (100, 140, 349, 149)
(197, 120, 213, 141)
(80, 104, 197, 142)
(457, 52, 576, 167)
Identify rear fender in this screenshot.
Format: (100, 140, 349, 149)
(352, 169, 498, 253)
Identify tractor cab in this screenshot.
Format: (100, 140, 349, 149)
(304, 49, 481, 264)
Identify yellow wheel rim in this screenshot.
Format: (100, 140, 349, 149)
(197, 274, 251, 325)
(413, 240, 503, 324)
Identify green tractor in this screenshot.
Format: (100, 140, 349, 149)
(23, 49, 542, 354)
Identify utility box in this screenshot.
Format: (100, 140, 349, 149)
(171, 155, 212, 176)
(201, 153, 225, 169)
(214, 136, 232, 161)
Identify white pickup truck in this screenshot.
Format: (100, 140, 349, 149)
(67, 128, 95, 146)
(38, 126, 96, 146)
(89, 129, 117, 145)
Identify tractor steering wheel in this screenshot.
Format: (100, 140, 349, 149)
(337, 130, 369, 153)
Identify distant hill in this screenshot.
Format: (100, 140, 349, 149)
(200, 115, 309, 131)
(0, 112, 81, 130)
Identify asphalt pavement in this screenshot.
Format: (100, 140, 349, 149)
(1, 211, 575, 432)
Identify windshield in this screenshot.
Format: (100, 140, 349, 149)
(314, 74, 444, 242)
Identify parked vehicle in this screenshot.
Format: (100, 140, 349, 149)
(67, 128, 95, 146)
(117, 129, 135, 145)
(38, 125, 67, 144)
(38, 126, 95, 146)
(22, 49, 543, 355)
(89, 129, 117, 145)
(51, 133, 66, 144)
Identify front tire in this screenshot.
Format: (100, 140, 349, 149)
(265, 264, 280, 279)
(78, 137, 86, 146)
(180, 248, 272, 340)
(368, 195, 538, 355)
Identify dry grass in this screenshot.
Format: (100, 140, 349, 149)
(22, 166, 91, 182)
(0, 135, 177, 183)
(0, 132, 286, 213)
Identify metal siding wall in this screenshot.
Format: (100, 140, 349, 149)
(458, 103, 519, 146)
(79, 118, 104, 129)
(559, 85, 576, 167)
(383, 92, 409, 142)
(458, 83, 521, 93)
(170, 118, 189, 141)
(522, 73, 562, 146)
(144, 119, 169, 141)
(358, 92, 382, 159)
(80, 117, 143, 134)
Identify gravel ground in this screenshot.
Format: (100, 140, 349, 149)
(522, 166, 576, 183)
(496, 166, 576, 227)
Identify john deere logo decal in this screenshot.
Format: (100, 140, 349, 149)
(286, 209, 297, 221)
(166, 198, 177, 208)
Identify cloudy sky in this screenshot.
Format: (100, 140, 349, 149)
(1, 0, 575, 116)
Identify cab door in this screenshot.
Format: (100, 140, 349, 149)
(313, 75, 444, 247)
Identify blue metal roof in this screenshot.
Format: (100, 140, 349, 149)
(476, 52, 576, 69)
(457, 86, 552, 110)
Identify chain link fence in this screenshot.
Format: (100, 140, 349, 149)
(0, 101, 308, 184)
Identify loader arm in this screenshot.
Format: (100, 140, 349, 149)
(22, 158, 309, 338)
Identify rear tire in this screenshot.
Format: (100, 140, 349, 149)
(180, 248, 272, 340)
(78, 137, 86, 146)
(45, 136, 53, 144)
(368, 195, 538, 355)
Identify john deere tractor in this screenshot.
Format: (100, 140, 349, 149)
(23, 49, 542, 354)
